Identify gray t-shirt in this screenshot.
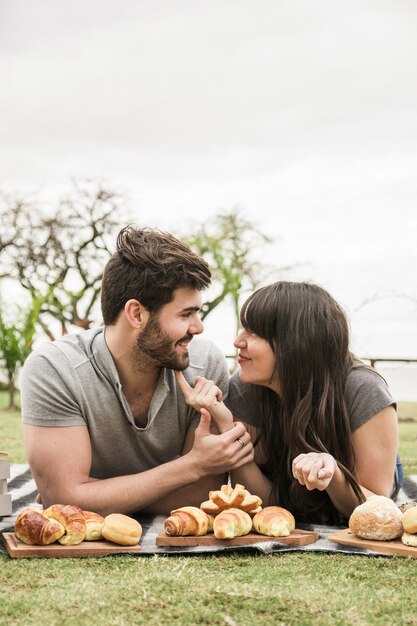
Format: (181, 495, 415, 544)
(21, 328, 229, 480)
(226, 366, 395, 431)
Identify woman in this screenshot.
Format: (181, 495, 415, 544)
(177, 281, 400, 524)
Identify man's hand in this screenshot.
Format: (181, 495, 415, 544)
(292, 452, 336, 491)
(188, 408, 254, 475)
(175, 371, 234, 433)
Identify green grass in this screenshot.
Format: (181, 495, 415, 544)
(1, 393, 417, 625)
(1, 552, 417, 625)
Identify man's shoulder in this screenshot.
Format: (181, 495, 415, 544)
(26, 327, 103, 367)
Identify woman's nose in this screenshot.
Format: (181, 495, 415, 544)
(234, 331, 246, 348)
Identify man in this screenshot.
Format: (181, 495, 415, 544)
(21, 226, 253, 515)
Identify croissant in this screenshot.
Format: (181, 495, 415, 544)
(83, 510, 105, 541)
(213, 508, 252, 539)
(200, 484, 262, 516)
(252, 506, 295, 537)
(15, 509, 65, 545)
(164, 506, 213, 536)
(43, 504, 87, 545)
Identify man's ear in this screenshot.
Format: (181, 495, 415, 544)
(124, 299, 150, 330)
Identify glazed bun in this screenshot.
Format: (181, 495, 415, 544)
(349, 496, 403, 541)
(102, 513, 142, 546)
(402, 505, 417, 535)
(401, 532, 417, 547)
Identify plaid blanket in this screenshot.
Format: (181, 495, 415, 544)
(2, 465, 417, 557)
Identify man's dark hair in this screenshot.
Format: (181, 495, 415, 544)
(101, 226, 211, 325)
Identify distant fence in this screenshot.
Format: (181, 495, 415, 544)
(361, 358, 417, 368)
(226, 355, 417, 372)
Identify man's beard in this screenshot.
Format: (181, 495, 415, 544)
(132, 314, 192, 371)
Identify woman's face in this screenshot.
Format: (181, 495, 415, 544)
(234, 328, 278, 392)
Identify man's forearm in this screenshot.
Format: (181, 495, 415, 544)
(39, 454, 207, 516)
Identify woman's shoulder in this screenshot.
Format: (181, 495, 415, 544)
(345, 363, 396, 431)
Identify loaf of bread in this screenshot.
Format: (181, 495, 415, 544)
(349, 496, 403, 541)
(102, 513, 142, 546)
(213, 508, 252, 539)
(164, 506, 213, 536)
(15, 508, 65, 545)
(43, 504, 87, 545)
(200, 484, 262, 516)
(252, 506, 295, 537)
(83, 510, 105, 541)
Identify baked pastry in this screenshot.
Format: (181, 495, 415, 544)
(401, 532, 417, 547)
(349, 496, 403, 541)
(83, 510, 105, 541)
(164, 506, 213, 536)
(102, 513, 142, 546)
(43, 504, 87, 545)
(402, 505, 417, 534)
(399, 501, 417, 513)
(15, 509, 65, 545)
(213, 508, 252, 539)
(200, 484, 262, 516)
(252, 506, 295, 537)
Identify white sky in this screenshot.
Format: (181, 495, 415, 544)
(1, 0, 417, 365)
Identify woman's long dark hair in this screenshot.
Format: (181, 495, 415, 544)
(240, 281, 365, 523)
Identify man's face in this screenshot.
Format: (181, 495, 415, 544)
(133, 287, 204, 371)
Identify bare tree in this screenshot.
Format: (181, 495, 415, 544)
(186, 209, 275, 335)
(0, 180, 128, 339)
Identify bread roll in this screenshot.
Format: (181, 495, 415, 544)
(349, 496, 403, 541)
(43, 504, 87, 545)
(83, 510, 105, 541)
(15, 509, 65, 545)
(213, 508, 252, 539)
(102, 513, 142, 546)
(252, 506, 295, 537)
(401, 532, 417, 547)
(402, 505, 417, 534)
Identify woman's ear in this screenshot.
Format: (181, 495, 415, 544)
(124, 299, 150, 330)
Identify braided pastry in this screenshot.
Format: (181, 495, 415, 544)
(213, 508, 252, 539)
(163, 506, 213, 536)
(15, 509, 65, 545)
(252, 506, 295, 537)
(43, 504, 87, 545)
(200, 484, 262, 516)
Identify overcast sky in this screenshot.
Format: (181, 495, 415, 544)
(1, 0, 417, 362)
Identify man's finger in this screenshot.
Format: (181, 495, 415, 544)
(175, 370, 193, 395)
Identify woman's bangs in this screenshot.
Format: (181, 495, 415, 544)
(240, 289, 272, 340)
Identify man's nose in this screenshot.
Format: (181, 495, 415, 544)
(190, 317, 204, 335)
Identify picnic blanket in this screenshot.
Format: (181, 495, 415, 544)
(2, 465, 417, 557)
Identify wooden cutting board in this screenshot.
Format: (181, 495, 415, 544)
(2, 532, 141, 558)
(156, 528, 318, 547)
(328, 528, 417, 558)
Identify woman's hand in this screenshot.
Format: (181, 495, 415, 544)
(175, 371, 234, 433)
(292, 452, 337, 491)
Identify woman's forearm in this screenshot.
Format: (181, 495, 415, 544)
(230, 462, 274, 506)
(325, 466, 370, 519)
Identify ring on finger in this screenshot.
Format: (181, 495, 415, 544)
(236, 437, 245, 448)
